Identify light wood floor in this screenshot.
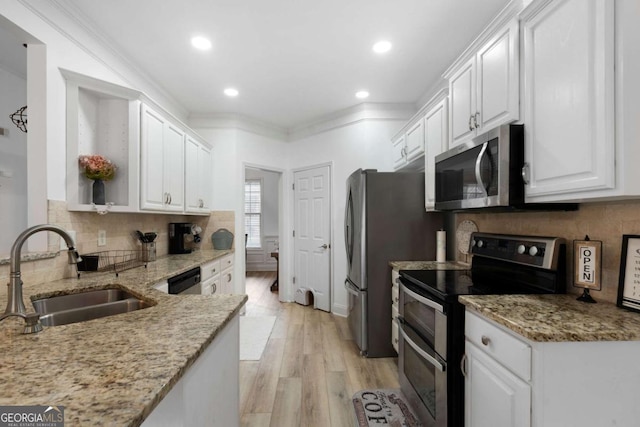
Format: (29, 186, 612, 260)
(240, 271, 400, 427)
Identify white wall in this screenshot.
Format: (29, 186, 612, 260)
(0, 65, 27, 254)
(194, 127, 289, 297)
(288, 119, 403, 315)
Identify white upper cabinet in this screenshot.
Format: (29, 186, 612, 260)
(449, 58, 476, 146)
(391, 118, 425, 171)
(64, 71, 214, 215)
(521, 0, 615, 201)
(446, 19, 520, 148)
(392, 134, 408, 170)
(185, 135, 213, 214)
(424, 94, 448, 211)
(404, 119, 426, 163)
(140, 103, 185, 212)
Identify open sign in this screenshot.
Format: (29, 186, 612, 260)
(574, 239, 602, 290)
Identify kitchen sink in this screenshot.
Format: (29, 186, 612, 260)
(32, 288, 153, 327)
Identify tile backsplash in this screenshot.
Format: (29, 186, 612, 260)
(0, 200, 235, 287)
(456, 199, 640, 304)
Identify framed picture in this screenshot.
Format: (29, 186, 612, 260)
(617, 235, 640, 312)
(574, 239, 602, 290)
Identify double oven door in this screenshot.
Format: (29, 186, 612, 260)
(398, 280, 448, 427)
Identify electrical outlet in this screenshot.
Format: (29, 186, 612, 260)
(98, 230, 107, 247)
(60, 230, 77, 250)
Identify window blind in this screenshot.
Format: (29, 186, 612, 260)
(245, 179, 261, 248)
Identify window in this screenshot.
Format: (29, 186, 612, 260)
(244, 179, 262, 248)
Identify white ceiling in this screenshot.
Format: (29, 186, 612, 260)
(59, 0, 510, 130)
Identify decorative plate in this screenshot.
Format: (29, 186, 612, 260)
(456, 220, 478, 255)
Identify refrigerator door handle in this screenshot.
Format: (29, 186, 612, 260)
(344, 279, 360, 296)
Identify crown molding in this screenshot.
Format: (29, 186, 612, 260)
(188, 113, 289, 141)
(190, 102, 417, 142)
(288, 102, 417, 141)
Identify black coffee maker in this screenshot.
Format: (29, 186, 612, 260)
(169, 222, 194, 254)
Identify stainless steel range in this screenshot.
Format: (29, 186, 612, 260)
(397, 232, 567, 427)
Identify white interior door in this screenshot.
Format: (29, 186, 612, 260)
(294, 165, 331, 312)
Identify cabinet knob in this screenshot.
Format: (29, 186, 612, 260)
(481, 335, 491, 346)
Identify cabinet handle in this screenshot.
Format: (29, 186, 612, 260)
(460, 353, 468, 377)
(521, 162, 530, 185)
(213, 283, 217, 293)
(468, 115, 474, 131)
(168, 193, 172, 205)
(481, 335, 491, 346)
(227, 273, 232, 281)
(164, 193, 168, 204)
(394, 296, 399, 303)
(474, 112, 480, 129)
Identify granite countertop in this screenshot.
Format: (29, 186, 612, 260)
(0, 249, 247, 426)
(389, 260, 470, 270)
(460, 294, 640, 343)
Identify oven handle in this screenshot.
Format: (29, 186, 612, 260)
(400, 282, 444, 313)
(398, 320, 445, 372)
(475, 142, 489, 197)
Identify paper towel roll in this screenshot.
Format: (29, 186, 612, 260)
(436, 230, 446, 262)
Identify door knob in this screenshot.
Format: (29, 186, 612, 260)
(319, 244, 328, 249)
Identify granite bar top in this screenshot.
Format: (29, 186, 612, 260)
(460, 294, 640, 343)
(389, 260, 470, 270)
(0, 249, 247, 426)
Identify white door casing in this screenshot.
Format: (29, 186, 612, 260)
(294, 165, 331, 312)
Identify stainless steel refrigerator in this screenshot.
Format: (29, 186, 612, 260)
(344, 169, 443, 357)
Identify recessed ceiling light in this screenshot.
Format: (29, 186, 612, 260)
(355, 91, 370, 99)
(191, 36, 212, 50)
(372, 40, 392, 54)
(224, 88, 239, 97)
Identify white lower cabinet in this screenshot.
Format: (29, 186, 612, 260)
(220, 254, 235, 294)
(464, 310, 640, 427)
(142, 314, 239, 427)
(465, 342, 530, 427)
(200, 258, 221, 295)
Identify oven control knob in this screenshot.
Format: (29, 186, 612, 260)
(477, 240, 484, 248)
(529, 246, 539, 256)
(517, 244, 526, 254)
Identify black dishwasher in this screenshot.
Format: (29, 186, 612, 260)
(168, 267, 201, 295)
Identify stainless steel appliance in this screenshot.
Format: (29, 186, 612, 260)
(435, 124, 524, 211)
(398, 232, 567, 426)
(169, 222, 195, 254)
(344, 169, 443, 358)
(168, 267, 202, 295)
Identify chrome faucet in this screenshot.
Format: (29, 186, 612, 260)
(0, 224, 82, 334)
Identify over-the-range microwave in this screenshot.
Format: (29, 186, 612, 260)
(434, 124, 576, 212)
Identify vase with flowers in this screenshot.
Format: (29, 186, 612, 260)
(78, 155, 116, 205)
